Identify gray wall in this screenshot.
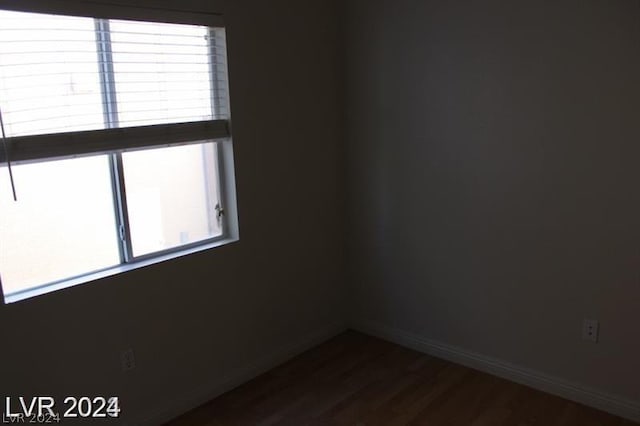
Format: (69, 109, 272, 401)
(0, 0, 345, 423)
(346, 0, 640, 401)
(3, 0, 640, 422)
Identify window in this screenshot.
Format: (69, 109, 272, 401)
(0, 6, 237, 303)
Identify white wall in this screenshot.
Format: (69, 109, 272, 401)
(346, 0, 640, 406)
(0, 0, 346, 424)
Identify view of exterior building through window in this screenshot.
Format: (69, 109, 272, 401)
(122, 143, 222, 258)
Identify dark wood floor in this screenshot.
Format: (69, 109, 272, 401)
(166, 331, 637, 426)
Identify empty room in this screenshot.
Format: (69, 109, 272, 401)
(0, 0, 638, 425)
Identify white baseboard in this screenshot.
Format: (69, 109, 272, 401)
(352, 320, 640, 423)
(129, 322, 347, 426)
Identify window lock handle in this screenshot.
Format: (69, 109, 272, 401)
(215, 203, 225, 219)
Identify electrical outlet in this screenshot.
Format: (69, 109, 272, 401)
(582, 319, 599, 343)
(120, 348, 136, 372)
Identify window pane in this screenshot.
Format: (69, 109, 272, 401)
(0, 156, 120, 296)
(110, 20, 214, 127)
(0, 10, 104, 136)
(122, 143, 221, 257)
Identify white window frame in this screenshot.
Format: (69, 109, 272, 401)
(0, 0, 239, 304)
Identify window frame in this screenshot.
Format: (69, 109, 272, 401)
(0, 1, 239, 304)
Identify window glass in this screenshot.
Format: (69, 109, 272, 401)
(122, 143, 221, 257)
(110, 20, 213, 127)
(0, 156, 120, 295)
(0, 10, 104, 136)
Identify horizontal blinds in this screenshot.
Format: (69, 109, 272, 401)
(0, 11, 106, 137)
(0, 120, 230, 164)
(0, 7, 230, 162)
(0, 0, 224, 28)
(107, 19, 229, 127)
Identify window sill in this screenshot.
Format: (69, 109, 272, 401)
(3, 236, 238, 304)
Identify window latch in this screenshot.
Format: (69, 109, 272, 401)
(215, 203, 225, 219)
(119, 224, 126, 241)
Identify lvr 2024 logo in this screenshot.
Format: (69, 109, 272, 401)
(3, 396, 120, 422)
